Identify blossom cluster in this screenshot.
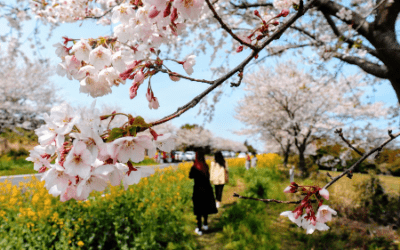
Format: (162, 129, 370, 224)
(38, 0, 202, 105)
(26, 101, 174, 202)
(280, 182, 337, 234)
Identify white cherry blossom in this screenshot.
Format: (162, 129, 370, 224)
(64, 140, 94, 179)
(89, 46, 112, 71)
(316, 205, 337, 223)
(182, 54, 196, 75)
(71, 39, 92, 62)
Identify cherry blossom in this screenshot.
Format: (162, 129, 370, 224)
(56, 55, 80, 80)
(89, 46, 112, 71)
(76, 162, 114, 199)
(70, 39, 92, 62)
(182, 55, 196, 75)
(64, 140, 94, 179)
(280, 211, 302, 227)
(318, 188, 329, 200)
(316, 205, 337, 223)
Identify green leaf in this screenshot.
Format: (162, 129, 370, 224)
(107, 128, 124, 142)
(128, 126, 138, 137)
(130, 116, 151, 128)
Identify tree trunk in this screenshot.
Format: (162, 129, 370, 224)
(298, 149, 308, 177)
(283, 142, 291, 167)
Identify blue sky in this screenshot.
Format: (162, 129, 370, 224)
(5, 12, 399, 152)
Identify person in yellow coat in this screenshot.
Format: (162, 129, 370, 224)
(209, 151, 229, 208)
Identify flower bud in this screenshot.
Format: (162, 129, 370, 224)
(281, 9, 290, 17)
(319, 188, 329, 200)
(236, 45, 244, 53)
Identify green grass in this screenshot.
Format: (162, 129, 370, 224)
(0, 157, 36, 176)
(213, 166, 400, 250)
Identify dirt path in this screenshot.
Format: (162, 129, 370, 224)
(195, 178, 247, 249)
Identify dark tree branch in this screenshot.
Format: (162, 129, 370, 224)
(148, 0, 318, 129)
(323, 131, 400, 190)
(233, 193, 311, 204)
(334, 128, 363, 156)
(374, 0, 400, 32)
(314, 0, 371, 40)
(332, 53, 389, 78)
(322, 12, 379, 58)
(205, 0, 257, 50)
(230, 1, 273, 9)
(158, 69, 213, 85)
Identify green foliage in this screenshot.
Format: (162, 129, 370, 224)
(0, 165, 197, 249)
(356, 172, 400, 227)
(0, 128, 38, 145)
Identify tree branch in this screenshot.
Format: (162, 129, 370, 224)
(230, 1, 273, 9)
(322, 12, 379, 58)
(373, 0, 400, 33)
(148, 0, 318, 129)
(158, 69, 213, 85)
(233, 193, 307, 204)
(323, 131, 400, 190)
(334, 128, 363, 156)
(314, 0, 371, 40)
(332, 53, 389, 78)
(205, 0, 257, 50)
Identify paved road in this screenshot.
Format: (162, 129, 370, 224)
(0, 162, 182, 186)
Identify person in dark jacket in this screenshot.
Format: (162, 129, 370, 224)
(189, 150, 218, 236)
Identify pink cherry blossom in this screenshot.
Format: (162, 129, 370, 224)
(173, 0, 204, 20)
(301, 219, 330, 234)
(153, 133, 175, 154)
(112, 4, 135, 24)
(316, 205, 337, 223)
(89, 46, 112, 70)
(280, 211, 302, 227)
(53, 43, 70, 58)
(182, 54, 196, 75)
(76, 162, 114, 199)
(71, 39, 92, 62)
(26, 149, 51, 171)
(122, 165, 142, 190)
(319, 188, 329, 200)
(109, 135, 155, 164)
(41, 164, 72, 198)
(56, 55, 80, 80)
(64, 140, 93, 179)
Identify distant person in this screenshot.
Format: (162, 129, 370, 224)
(251, 153, 258, 168)
(245, 153, 251, 170)
(189, 150, 218, 236)
(290, 166, 295, 182)
(210, 151, 229, 208)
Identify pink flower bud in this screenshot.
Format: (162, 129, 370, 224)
(319, 188, 329, 200)
(170, 7, 178, 22)
(283, 186, 292, 193)
(236, 45, 244, 53)
(281, 9, 290, 17)
(254, 10, 260, 17)
(149, 5, 161, 18)
(164, 2, 172, 18)
(169, 72, 180, 82)
(129, 84, 139, 99)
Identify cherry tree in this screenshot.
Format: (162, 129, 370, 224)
(235, 61, 389, 176)
(212, 137, 248, 152)
(10, 0, 399, 234)
(0, 45, 59, 132)
(175, 125, 214, 150)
